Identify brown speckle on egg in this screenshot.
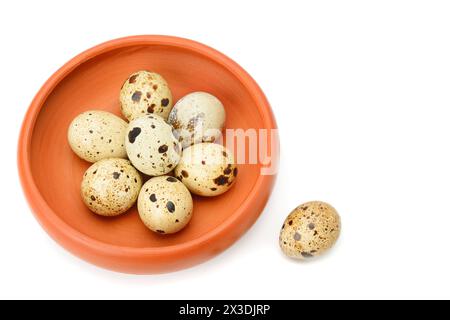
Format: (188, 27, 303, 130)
(213, 175, 229, 186)
(128, 127, 141, 143)
(132, 91, 142, 102)
(161, 98, 169, 107)
(166, 201, 175, 213)
(173, 142, 181, 154)
(129, 74, 138, 84)
(158, 145, 168, 153)
(224, 166, 232, 175)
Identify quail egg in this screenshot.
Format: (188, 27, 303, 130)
(125, 115, 181, 176)
(68, 110, 127, 163)
(138, 176, 193, 234)
(279, 201, 341, 259)
(168, 92, 226, 148)
(81, 158, 142, 216)
(120, 70, 173, 121)
(175, 143, 237, 196)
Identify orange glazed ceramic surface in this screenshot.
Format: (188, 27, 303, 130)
(17, 35, 278, 274)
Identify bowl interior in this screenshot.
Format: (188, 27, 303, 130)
(30, 43, 266, 248)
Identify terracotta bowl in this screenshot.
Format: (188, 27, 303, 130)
(18, 35, 278, 274)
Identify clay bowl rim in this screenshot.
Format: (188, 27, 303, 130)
(17, 35, 277, 259)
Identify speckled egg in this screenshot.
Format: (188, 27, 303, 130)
(279, 201, 341, 259)
(67, 110, 127, 163)
(125, 115, 181, 176)
(120, 70, 173, 121)
(138, 176, 193, 234)
(168, 92, 226, 148)
(81, 158, 143, 216)
(174, 143, 237, 196)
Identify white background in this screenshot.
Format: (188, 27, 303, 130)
(1, 0, 450, 299)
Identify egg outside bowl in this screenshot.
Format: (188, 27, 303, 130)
(17, 35, 278, 274)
